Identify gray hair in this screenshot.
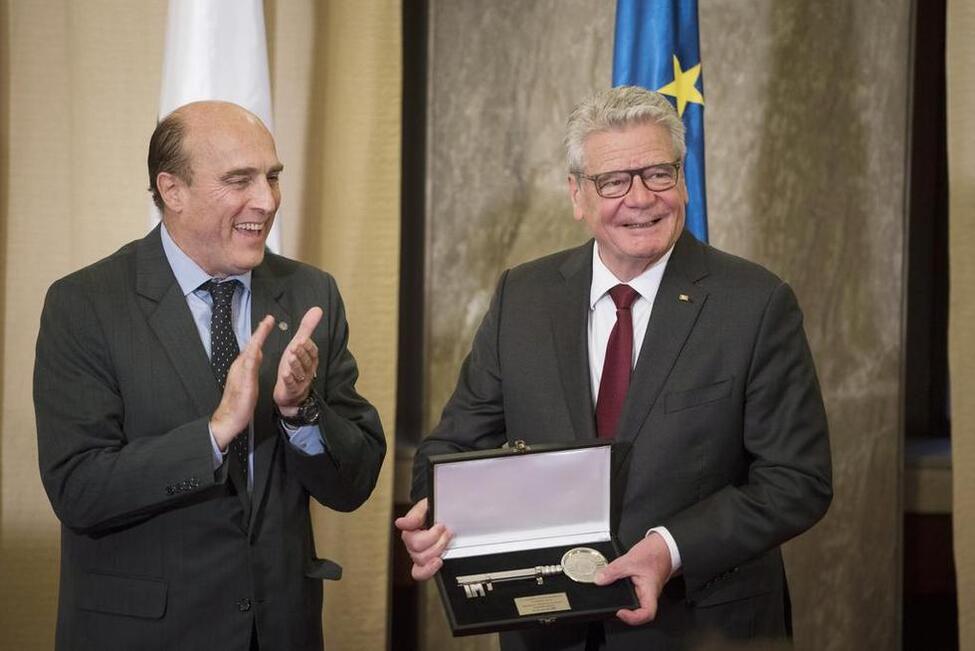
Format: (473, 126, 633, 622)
(564, 86, 686, 173)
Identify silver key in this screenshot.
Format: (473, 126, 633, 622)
(457, 564, 562, 598)
(455, 548, 609, 599)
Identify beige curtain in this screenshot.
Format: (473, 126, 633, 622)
(0, 1, 400, 649)
(270, 2, 401, 649)
(949, 1, 975, 648)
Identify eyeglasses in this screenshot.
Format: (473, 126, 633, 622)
(576, 161, 682, 199)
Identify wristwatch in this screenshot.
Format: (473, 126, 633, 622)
(279, 394, 321, 428)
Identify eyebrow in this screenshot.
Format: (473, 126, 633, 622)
(590, 161, 678, 176)
(220, 163, 284, 181)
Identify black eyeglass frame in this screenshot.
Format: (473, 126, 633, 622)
(575, 160, 683, 199)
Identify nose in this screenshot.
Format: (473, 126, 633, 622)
(250, 177, 279, 213)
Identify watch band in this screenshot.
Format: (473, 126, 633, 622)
(279, 394, 320, 428)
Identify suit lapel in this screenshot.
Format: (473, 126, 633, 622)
(552, 242, 598, 441)
(136, 227, 222, 417)
(137, 229, 286, 524)
(249, 260, 291, 533)
(616, 231, 710, 447)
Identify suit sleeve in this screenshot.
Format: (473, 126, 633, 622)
(663, 282, 833, 596)
(34, 279, 219, 535)
(280, 274, 386, 512)
(409, 272, 510, 502)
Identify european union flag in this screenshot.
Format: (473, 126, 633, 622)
(613, 0, 708, 242)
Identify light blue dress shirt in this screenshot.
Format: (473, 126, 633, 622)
(160, 224, 325, 490)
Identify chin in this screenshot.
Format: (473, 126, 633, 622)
(233, 252, 266, 274)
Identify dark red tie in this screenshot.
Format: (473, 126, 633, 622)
(596, 284, 640, 439)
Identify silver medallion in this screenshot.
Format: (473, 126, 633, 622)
(560, 547, 608, 583)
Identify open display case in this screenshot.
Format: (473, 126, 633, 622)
(427, 440, 638, 636)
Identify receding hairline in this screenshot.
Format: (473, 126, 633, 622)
(174, 101, 268, 141)
(171, 101, 278, 166)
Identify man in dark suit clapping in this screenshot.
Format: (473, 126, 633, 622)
(35, 101, 385, 651)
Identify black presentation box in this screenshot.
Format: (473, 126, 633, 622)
(427, 440, 638, 637)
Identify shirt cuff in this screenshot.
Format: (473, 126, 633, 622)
(280, 421, 327, 456)
(208, 424, 227, 470)
(646, 526, 682, 577)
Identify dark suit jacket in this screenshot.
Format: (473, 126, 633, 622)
(34, 226, 386, 651)
(411, 231, 832, 650)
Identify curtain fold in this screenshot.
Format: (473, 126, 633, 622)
(272, 2, 401, 649)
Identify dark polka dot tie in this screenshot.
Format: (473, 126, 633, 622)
(202, 279, 248, 484)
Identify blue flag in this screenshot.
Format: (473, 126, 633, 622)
(613, 0, 708, 242)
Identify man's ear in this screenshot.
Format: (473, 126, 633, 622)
(156, 172, 184, 212)
(568, 174, 585, 222)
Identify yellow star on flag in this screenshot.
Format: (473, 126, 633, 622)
(657, 55, 704, 117)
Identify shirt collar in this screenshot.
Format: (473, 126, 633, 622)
(160, 222, 252, 296)
(589, 240, 674, 310)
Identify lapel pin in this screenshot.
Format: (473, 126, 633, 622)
(678, 294, 691, 303)
(278, 321, 289, 331)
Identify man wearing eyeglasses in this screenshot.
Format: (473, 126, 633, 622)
(399, 86, 832, 649)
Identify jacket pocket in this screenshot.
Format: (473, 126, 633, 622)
(306, 557, 343, 581)
(692, 552, 782, 608)
(664, 377, 733, 413)
(79, 571, 168, 619)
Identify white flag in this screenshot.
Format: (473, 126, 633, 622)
(154, 0, 281, 252)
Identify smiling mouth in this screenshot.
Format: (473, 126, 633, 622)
(623, 215, 665, 229)
(234, 222, 265, 234)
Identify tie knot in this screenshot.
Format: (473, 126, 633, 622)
(202, 279, 239, 306)
(608, 284, 639, 310)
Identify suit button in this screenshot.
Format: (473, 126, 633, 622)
(237, 598, 251, 612)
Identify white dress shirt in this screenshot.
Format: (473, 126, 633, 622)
(159, 224, 325, 492)
(587, 242, 682, 575)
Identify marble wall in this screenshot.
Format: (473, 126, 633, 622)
(421, 1, 909, 649)
(423, 1, 612, 428)
(701, 2, 909, 650)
